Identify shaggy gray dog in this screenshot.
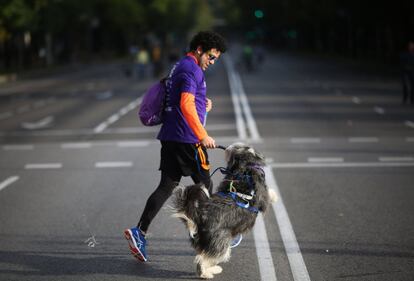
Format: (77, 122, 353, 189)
(172, 143, 277, 279)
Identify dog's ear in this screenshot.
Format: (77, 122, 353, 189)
(255, 183, 270, 212)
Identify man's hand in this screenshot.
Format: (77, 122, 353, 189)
(201, 135, 216, 148)
(206, 98, 212, 112)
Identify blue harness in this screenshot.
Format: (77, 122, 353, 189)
(211, 166, 265, 214)
(216, 191, 259, 213)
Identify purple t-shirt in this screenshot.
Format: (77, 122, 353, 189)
(157, 55, 207, 143)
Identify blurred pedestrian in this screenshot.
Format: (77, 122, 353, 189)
(400, 40, 414, 104)
(242, 44, 254, 72)
(124, 31, 227, 262)
(151, 45, 163, 78)
(136, 47, 150, 79)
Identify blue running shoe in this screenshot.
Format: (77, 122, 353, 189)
(230, 234, 243, 248)
(124, 227, 148, 262)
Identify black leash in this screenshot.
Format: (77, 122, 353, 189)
(209, 145, 227, 177)
(215, 145, 227, 150)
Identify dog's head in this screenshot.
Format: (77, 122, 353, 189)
(224, 142, 265, 172)
(221, 143, 276, 212)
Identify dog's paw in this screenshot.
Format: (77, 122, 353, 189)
(268, 188, 278, 203)
(199, 272, 214, 279)
(209, 265, 222, 274)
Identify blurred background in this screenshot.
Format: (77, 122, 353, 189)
(1, 0, 413, 76)
(1, 2, 414, 281)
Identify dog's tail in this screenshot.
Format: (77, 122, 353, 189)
(171, 183, 210, 238)
(171, 184, 189, 216)
(171, 183, 210, 214)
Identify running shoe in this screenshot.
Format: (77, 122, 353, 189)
(124, 227, 148, 262)
(230, 234, 243, 248)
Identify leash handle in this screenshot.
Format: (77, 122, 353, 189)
(215, 145, 227, 150)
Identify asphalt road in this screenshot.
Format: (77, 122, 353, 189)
(0, 47, 413, 281)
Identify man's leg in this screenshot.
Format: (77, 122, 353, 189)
(137, 171, 181, 233)
(125, 170, 181, 262)
(191, 169, 213, 194)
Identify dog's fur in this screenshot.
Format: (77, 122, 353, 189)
(172, 143, 277, 279)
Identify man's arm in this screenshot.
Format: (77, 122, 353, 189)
(180, 92, 215, 148)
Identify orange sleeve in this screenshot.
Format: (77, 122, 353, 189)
(180, 92, 208, 141)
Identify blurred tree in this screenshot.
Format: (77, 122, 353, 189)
(0, 0, 213, 72)
(215, 0, 414, 62)
(0, 0, 37, 69)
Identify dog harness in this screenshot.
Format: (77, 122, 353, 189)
(211, 165, 265, 214)
(216, 191, 259, 213)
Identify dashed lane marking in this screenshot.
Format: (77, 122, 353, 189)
(25, 163, 62, 169)
(374, 106, 385, 114)
(270, 162, 414, 168)
(378, 156, 414, 162)
(3, 144, 34, 150)
(94, 161, 133, 168)
(351, 97, 361, 104)
(61, 143, 92, 149)
(308, 157, 344, 163)
(405, 121, 414, 129)
(348, 137, 379, 143)
(94, 98, 142, 133)
(0, 176, 19, 192)
(116, 141, 150, 147)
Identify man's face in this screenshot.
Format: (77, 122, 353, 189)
(197, 48, 221, 71)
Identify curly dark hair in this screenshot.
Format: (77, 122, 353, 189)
(189, 31, 227, 53)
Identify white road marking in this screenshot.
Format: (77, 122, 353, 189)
(95, 161, 133, 168)
(94, 97, 142, 133)
(406, 137, 414, 142)
(117, 141, 150, 147)
(351, 97, 361, 104)
(94, 122, 108, 134)
(265, 166, 311, 281)
(224, 56, 261, 141)
(348, 137, 378, 143)
(0, 176, 19, 192)
(61, 142, 92, 149)
(291, 138, 321, 144)
(270, 162, 414, 168)
(253, 213, 278, 281)
(0, 124, 259, 137)
(25, 163, 62, 169)
(21, 115, 54, 130)
(107, 113, 120, 123)
(378, 156, 414, 162)
(308, 157, 344, 163)
(405, 121, 414, 129)
(0, 129, 93, 137)
(3, 144, 34, 150)
(373, 106, 385, 114)
(224, 57, 247, 140)
(234, 72, 261, 141)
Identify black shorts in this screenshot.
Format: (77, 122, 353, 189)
(159, 141, 210, 177)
